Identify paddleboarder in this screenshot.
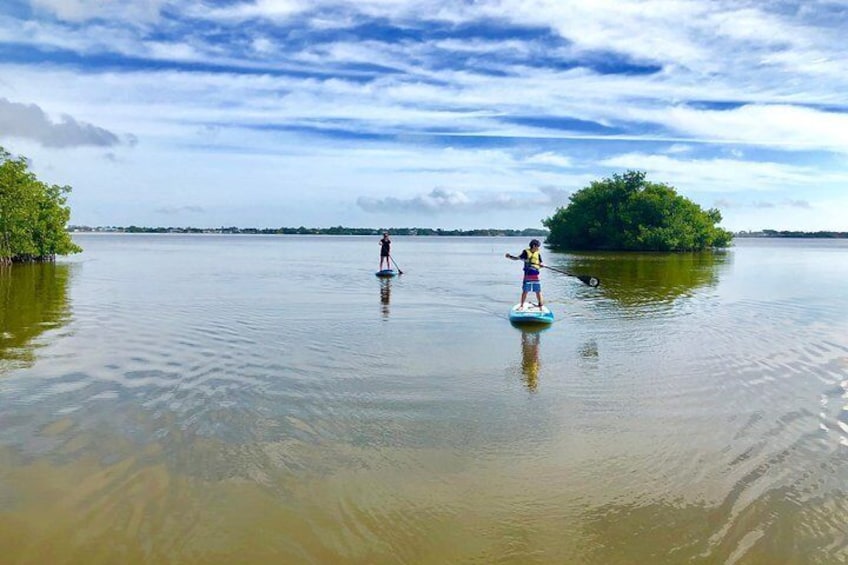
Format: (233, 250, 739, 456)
(506, 239, 544, 310)
(379, 232, 392, 271)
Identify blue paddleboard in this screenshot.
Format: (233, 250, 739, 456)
(375, 269, 397, 278)
(509, 303, 554, 325)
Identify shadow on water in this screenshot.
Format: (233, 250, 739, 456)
(0, 263, 72, 370)
(551, 250, 731, 306)
(379, 278, 391, 319)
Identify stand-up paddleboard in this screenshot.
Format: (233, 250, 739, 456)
(509, 303, 554, 325)
(375, 269, 397, 278)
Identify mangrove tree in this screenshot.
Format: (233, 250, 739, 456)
(0, 146, 81, 264)
(543, 171, 732, 251)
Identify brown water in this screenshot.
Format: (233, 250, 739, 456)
(1, 235, 846, 563)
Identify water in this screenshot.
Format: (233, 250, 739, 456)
(1, 234, 847, 563)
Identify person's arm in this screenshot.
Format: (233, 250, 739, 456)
(505, 252, 519, 260)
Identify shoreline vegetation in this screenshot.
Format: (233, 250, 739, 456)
(1, 147, 82, 265)
(67, 226, 550, 237)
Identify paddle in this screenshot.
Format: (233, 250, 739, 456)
(505, 254, 599, 287)
(542, 265, 600, 287)
(389, 255, 404, 275)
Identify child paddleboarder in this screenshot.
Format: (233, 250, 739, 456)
(506, 239, 544, 309)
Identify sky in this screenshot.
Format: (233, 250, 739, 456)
(1, 0, 848, 231)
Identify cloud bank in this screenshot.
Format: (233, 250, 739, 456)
(0, 98, 121, 148)
(357, 186, 570, 214)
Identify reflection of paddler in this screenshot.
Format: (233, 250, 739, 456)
(379, 278, 391, 317)
(520, 330, 541, 392)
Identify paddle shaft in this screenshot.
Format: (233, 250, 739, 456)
(506, 254, 599, 287)
(390, 255, 404, 274)
(542, 265, 600, 287)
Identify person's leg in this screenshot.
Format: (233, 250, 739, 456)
(536, 290, 543, 308)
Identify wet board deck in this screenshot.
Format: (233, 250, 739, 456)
(509, 303, 554, 325)
(375, 269, 397, 278)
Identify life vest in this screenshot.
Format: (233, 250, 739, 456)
(523, 248, 541, 271)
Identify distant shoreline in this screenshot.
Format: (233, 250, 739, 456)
(66, 226, 847, 238)
(67, 226, 550, 237)
(734, 230, 848, 238)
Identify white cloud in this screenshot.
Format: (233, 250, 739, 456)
(30, 0, 169, 23)
(652, 104, 848, 153)
(188, 0, 310, 22)
(251, 37, 276, 55)
(598, 152, 848, 194)
(664, 144, 693, 154)
(524, 152, 573, 168)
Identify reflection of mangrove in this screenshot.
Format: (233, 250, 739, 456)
(0, 263, 72, 368)
(379, 278, 391, 318)
(520, 330, 541, 392)
(579, 340, 598, 359)
(554, 250, 730, 305)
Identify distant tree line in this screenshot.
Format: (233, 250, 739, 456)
(1, 147, 82, 265)
(735, 230, 847, 238)
(68, 225, 550, 237)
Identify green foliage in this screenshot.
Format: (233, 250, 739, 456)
(543, 171, 733, 251)
(0, 146, 82, 262)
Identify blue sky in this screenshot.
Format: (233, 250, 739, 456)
(2, 0, 848, 231)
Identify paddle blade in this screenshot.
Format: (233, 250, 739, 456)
(577, 275, 600, 287)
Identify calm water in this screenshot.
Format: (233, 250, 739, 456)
(1, 234, 847, 564)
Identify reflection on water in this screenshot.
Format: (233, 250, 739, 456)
(0, 263, 72, 370)
(519, 330, 541, 392)
(555, 250, 730, 306)
(379, 278, 391, 318)
(579, 339, 598, 359)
